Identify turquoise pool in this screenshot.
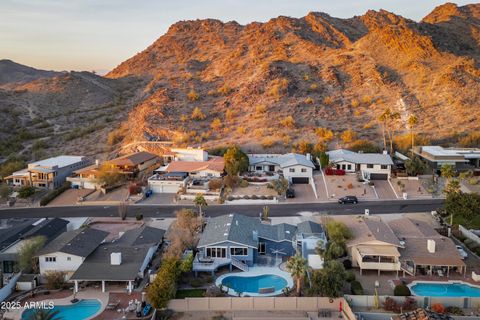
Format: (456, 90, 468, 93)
(410, 282, 480, 297)
(221, 274, 288, 295)
(22, 299, 101, 320)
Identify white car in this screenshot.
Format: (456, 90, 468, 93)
(456, 245, 468, 259)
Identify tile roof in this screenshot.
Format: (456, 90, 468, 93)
(248, 153, 315, 169)
(108, 152, 158, 167)
(335, 216, 400, 247)
(37, 228, 108, 257)
(197, 214, 297, 248)
(165, 157, 224, 173)
(327, 149, 393, 165)
(70, 226, 165, 281)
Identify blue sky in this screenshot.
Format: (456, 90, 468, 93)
(0, 1, 473, 72)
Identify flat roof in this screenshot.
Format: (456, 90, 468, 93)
(29, 156, 85, 169)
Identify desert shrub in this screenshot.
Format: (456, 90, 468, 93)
(210, 118, 222, 131)
(343, 259, 352, 269)
(255, 105, 267, 115)
(459, 132, 480, 147)
(251, 195, 258, 200)
(40, 182, 71, 206)
(351, 99, 359, 108)
(44, 271, 66, 290)
(262, 137, 278, 148)
(431, 303, 446, 314)
(243, 195, 250, 199)
(394, 284, 411, 296)
(204, 285, 224, 297)
(445, 306, 464, 315)
(309, 83, 318, 91)
(217, 85, 232, 96)
(227, 196, 234, 201)
(341, 129, 357, 144)
(348, 139, 382, 153)
(18, 186, 35, 198)
(136, 213, 143, 221)
(236, 126, 247, 134)
(128, 183, 142, 195)
(350, 280, 364, 295)
(187, 89, 200, 101)
(107, 129, 125, 146)
(304, 97, 314, 104)
(239, 179, 249, 188)
(323, 96, 334, 105)
(208, 179, 223, 190)
(280, 116, 295, 128)
(191, 107, 206, 120)
(315, 127, 334, 141)
(345, 271, 356, 282)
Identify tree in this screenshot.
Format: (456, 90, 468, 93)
(18, 236, 46, 273)
(445, 191, 480, 222)
(261, 206, 269, 221)
(404, 157, 426, 176)
(378, 108, 400, 154)
(166, 209, 204, 257)
(444, 179, 461, 195)
(26, 309, 62, 320)
(191, 107, 206, 120)
(315, 127, 334, 142)
(316, 260, 346, 298)
(325, 241, 346, 260)
(270, 178, 289, 196)
(319, 152, 329, 168)
(407, 114, 418, 152)
(0, 184, 11, 199)
(224, 145, 249, 176)
(18, 186, 35, 198)
(96, 163, 124, 187)
(179, 252, 194, 274)
(286, 253, 307, 296)
(193, 194, 208, 217)
(325, 220, 352, 242)
(440, 164, 456, 194)
(341, 129, 357, 144)
(44, 271, 66, 290)
(147, 257, 180, 308)
(292, 140, 313, 155)
(0, 160, 25, 179)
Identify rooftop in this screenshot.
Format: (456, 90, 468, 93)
(327, 149, 394, 165)
(248, 153, 315, 169)
(164, 157, 224, 173)
(108, 152, 158, 167)
(28, 155, 86, 169)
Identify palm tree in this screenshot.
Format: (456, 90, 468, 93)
(193, 194, 207, 217)
(377, 111, 388, 151)
(379, 108, 400, 155)
(26, 309, 62, 320)
(286, 253, 308, 296)
(407, 114, 418, 153)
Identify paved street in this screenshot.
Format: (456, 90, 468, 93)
(0, 199, 444, 219)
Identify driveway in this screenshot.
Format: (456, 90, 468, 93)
(47, 189, 94, 206)
(285, 183, 317, 203)
(140, 193, 176, 205)
(323, 173, 377, 200)
(372, 180, 398, 200)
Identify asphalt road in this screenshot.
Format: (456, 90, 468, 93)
(0, 199, 444, 219)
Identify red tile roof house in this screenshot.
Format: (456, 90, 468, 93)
(106, 152, 160, 179)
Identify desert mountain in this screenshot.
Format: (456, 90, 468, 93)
(1, 3, 479, 161)
(0, 59, 60, 85)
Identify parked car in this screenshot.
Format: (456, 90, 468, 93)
(338, 196, 358, 204)
(286, 188, 295, 198)
(456, 245, 468, 259)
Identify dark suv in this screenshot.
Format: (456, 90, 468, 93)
(338, 196, 358, 204)
(286, 188, 295, 198)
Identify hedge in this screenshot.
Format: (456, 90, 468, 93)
(350, 280, 364, 295)
(40, 181, 71, 206)
(394, 284, 411, 296)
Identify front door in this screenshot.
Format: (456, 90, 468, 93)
(268, 165, 275, 172)
(258, 242, 266, 255)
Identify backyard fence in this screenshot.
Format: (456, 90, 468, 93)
(459, 225, 480, 247)
(0, 273, 21, 303)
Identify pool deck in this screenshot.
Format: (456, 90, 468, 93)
(4, 289, 108, 320)
(215, 266, 294, 297)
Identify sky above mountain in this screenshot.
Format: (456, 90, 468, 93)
(0, 0, 474, 72)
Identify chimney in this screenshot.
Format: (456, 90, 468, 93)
(252, 230, 258, 242)
(306, 153, 311, 160)
(427, 239, 436, 253)
(111, 252, 122, 265)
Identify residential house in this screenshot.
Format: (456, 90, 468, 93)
(66, 160, 102, 189)
(4, 156, 90, 189)
(335, 216, 402, 276)
(193, 214, 324, 276)
(70, 226, 165, 293)
(413, 146, 480, 171)
(327, 149, 393, 180)
(248, 153, 315, 184)
(388, 217, 466, 277)
(37, 228, 109, 279)
(295, 221, 328, 270)
(107, 152, 160, 178)
(0, 218, 68, 280)
(162, 147, 209, 163)
(148, 157, 224, 193)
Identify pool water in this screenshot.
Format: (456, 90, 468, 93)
(410, 282, 480, 297)
(221, 274, 288, 294)
(22, 299, 101, 320)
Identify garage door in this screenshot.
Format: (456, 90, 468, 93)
(291, 177, 309, 184)
(369, 173, 388, 180)
(150, 184, 179, 193)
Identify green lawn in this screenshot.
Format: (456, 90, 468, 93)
(453, 215, 480, 229)
(175, 289, 206, 299)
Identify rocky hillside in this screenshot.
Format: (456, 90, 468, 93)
(1, 2, 479, 162)
(107, 2, 480, 152)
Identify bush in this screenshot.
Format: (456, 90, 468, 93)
(18, 186, 35, 198)
(40, 182, 71, 206)
(239, 179, 249, 188)
(190, 278, 204, 288)
(345, 271, 356, 283)
(350, 280, 364, 295)
(191, 107, 206, 120)
(394, 284, 411, 296)
(136, 213, 143, 221)
(431, 303, 445, 314)
(208, 179, 223, 190)
(44, 271, 66, 290)
(445, 306, 464, 316)
(128, 183, 142, 195)
(342, 259, 352, 270)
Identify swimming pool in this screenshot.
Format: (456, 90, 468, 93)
(221, 274, 288, 296)
(410, 281, 480, 297)
(22, 299, 101, 320)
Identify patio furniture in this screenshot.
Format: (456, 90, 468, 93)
(106, 300, 120, 310)
(259, 287, 275, 294)
(437, 269, 444, 277)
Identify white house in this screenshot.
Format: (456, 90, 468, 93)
(248, 153, 315, 184)
(37, 228, 108, 279)
(327, 149, 393, 180)
(162, 147, 209, 163)
(148, 172, 189, 193)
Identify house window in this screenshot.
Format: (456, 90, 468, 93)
(3, 261, 15, 273)
(45, 257, 56, 262)
(367, 164, 374, 169)
(206, 247, 226, 258)
(381, 165, 388, 169)
(258, 242, 266, 254)
(289, 168, 295, 173)
(301, 168, 307, 173)
(230, 247, 248, 256)
(256, 166, 263, 171)
(67, 257, 71, 261)
(347, 164, 352, 170)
